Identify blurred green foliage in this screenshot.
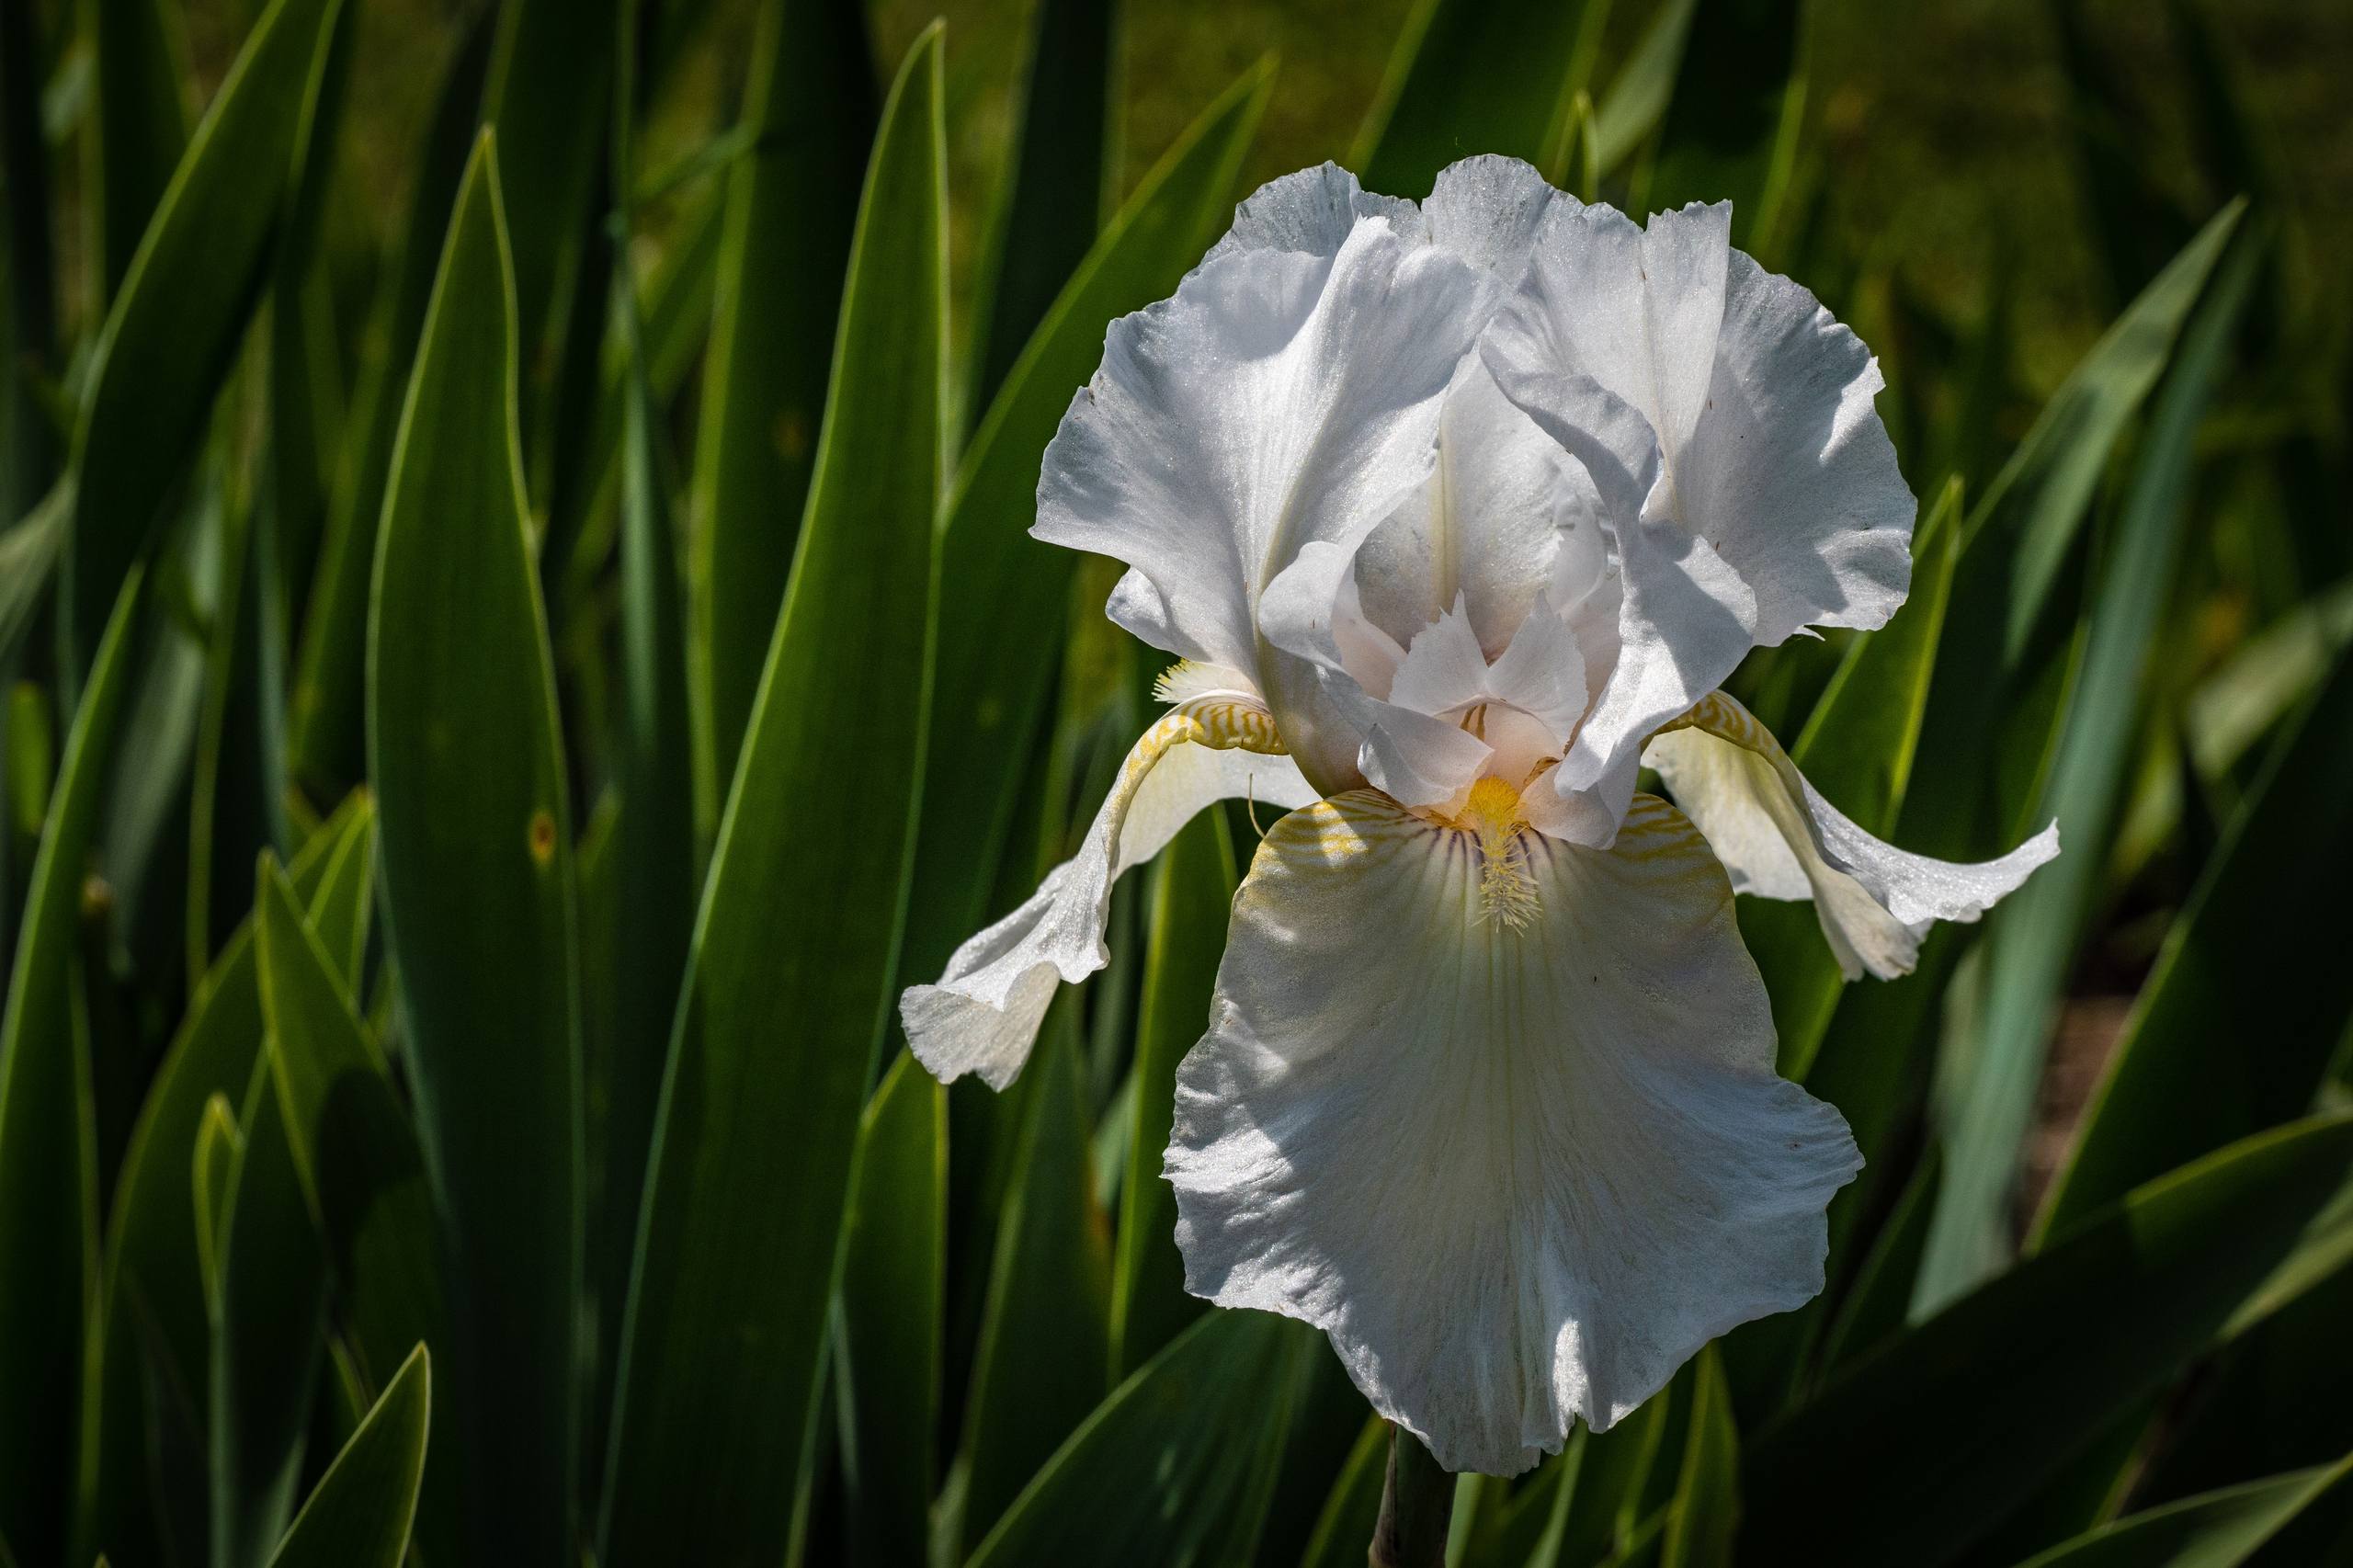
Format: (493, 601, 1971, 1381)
(0, 0, 2349, 1564)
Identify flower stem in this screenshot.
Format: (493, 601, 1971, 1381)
(1370, 1425, 1455, 1568)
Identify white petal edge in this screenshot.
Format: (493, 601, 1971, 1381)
(901, 703, 1313, 1090)
(1167, 790, 1859, 1475)
(1645, 691, 2061, 981)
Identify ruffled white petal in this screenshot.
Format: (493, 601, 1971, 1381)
(1352, 358, 1612, 661)
(1482, 367, 1755, 846)
(1036, 212, 1495, 793)
(1487, 193, 1913, 651)
(1680, 253, 1915, 642)
(1646, 691, 2061, 980)
(903, 705, 1312, 1089)
(1421, 155, 1566, 276)
(1205, 162, 1422, 264)
(1167, 790, 1860, 1475)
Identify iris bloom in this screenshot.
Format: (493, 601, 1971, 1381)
(903, 157, 2057, 1476)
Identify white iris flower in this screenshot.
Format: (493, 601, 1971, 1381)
(902, 157, 2058, 1476)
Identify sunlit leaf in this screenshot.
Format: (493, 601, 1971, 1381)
(366, 133, 581, 1563)
(599, 29, 944, 1564)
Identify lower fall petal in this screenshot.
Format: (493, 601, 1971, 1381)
(1645, 690, 2061, 980)
(902, 702, 1313, 1089)
(1165, 789, 1859, 1476)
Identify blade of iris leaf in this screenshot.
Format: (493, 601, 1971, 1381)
(1659, 1349, 1738, 1568)
(208, 1049, 327, 1568)
(255, 860, 454, 1567)
(1108, 810, 1234, 1378)
(59, 0, 344, 685)
(964, 0, 1117, 416)
(557, 187, 722, 606)
(1738, 479, 1960, 1084)
(2034, 637, 2353, 1242)
(1739, 1116, 2353, 1568)
(85, 0, 191, 303)
(287, 9, 494, 806)
(366, 135, 583, 1566)
(0, 488, 68, 673)
(688, 0, 876, 835)
(1352, 0, 1606, 199)
(1299, 1418, 1390, 1568)
(1640, 0, 1802, 248)
(254, 0, 358, 674)
(836, 1051, 945, 1568)
(2009, 1457, 2353, 1568)
(956, 1017, 1112, 1553)
(1589, 0, 1696, 178)
(1916, 212, 2261, 1314)
(593, 0, 699, 1495)
(963, 1307, 1316, 1568)
(2131, 1260, 2353, 1513)
(897, 60, 1270, 994)
(477, 0, 619, 369)
(598, 28, 944, 1565)
(263, 1344, 431, 1568)
(0, 0, 62, 541)
(73, 796, 360, 1568)
(0, 568, 143, 1563)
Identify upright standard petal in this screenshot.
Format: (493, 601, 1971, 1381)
(903, 700, 1313, 1089)
(1035, 208, 1495, 793)
(1645, 692, 2061, 980)
(1167, 790, 1860, 1475)
(1487, 195, 1915, 649)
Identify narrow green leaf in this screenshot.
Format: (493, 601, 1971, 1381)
(2043, 645, 2353, 1246)
(477, 0, 619, 353)
(255, 858, 452, 1566)
(899, 60, 1271, 990)
(1901, 205, 2245, 869)
(61, 0, 344, 678)
(264, 1344, 430, 1568)
(1919, 210, 2260, 1312)
(0, 566, 143, 1563)
(85, 0, 191, 301)
(300, 806, 374, 988)
(1660, 1349, 1737, 1568)
(959, 1020, 1113, 1551)
(287, 10, 495, 805)
(600, 28, 945, 1565)
(208, 1051, 327, 1568)
(965, 0, 1117, 412)
(1353, 0, 1606, 199)
(1814, 1145, 1940, 1376)
(191, 1094, 240, 1307)
(0, 0, 63, 536)
(688, 0, 877, 825)
(1298, 1418, 1390, 1568)
(1589, 0, 1696, 176)
(836, 1051, 946, 1568)
(0, 481, 70, 675)
(964, 1308, 1317, 1568)
(366, 134, 582, 1565)
(1642, 0, 1802, 246)
(74, 797, 362, 1568)
(1741, 1117, 2353, 1568)
(2012, 1456, 2353, 1568)
(1109, 810, 1234, 1377)
(594, 0, 700, 1487)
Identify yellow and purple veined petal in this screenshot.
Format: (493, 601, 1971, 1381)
(1165, 789, 1860, 1476)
